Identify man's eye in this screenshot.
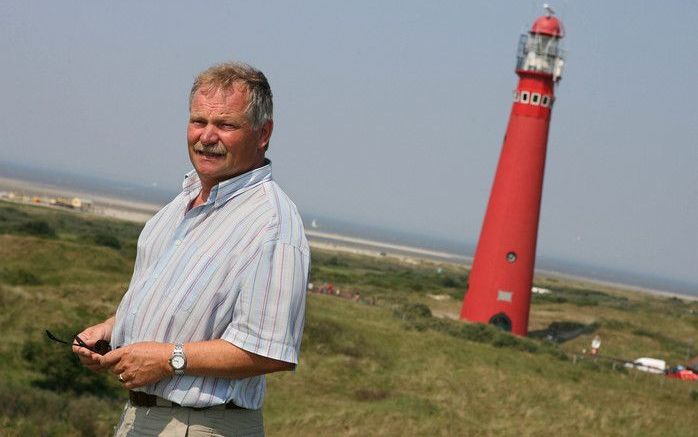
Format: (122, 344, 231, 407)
(221, 124, 238, 130)
(190, 120, 206, 127)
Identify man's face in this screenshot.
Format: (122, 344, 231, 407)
(187, 84, 272, 187)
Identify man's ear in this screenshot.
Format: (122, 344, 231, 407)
(257, 120, 273, 151)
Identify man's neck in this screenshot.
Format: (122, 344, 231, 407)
(192, 158, 268, 209)
(190, 189, 209, 210)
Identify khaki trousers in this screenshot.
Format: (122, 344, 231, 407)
(114, 402, 264, 437)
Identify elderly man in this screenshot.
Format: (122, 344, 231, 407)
(73, 62, 309, 436)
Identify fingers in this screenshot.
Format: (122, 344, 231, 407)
(72, 337, 92, 355)
(76, 347, 105, 365)
(109, 362, 127, 377)
(85, 363, 106, 373)
(72, 322, 115, 373)
(103, 348, 130, 382)
(117, 373, 138, 390)
(76, 349, 107, 372)
(76, 328, 97, 346)
(106, 349, 142, 389)
(99, 343, 171, 389)
(115, 369, 149, 390)
(100, 347, 124, 368)
(72, 326, 103, 356)
(76, 322, 111, 347)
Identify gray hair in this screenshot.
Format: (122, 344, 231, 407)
(189, 62, 273, 130)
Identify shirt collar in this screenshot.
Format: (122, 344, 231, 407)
(182, 159, 273, 208)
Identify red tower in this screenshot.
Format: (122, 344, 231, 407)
(460, 11, 566, 335)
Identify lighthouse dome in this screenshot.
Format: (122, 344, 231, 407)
(530, 15, 563, 37)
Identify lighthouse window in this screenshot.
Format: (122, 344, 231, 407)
(541, 95, 550, 107)
(506, 251, 517, 263)
(520, 91, 530, 103)
(513, 91, 520, 102)
(531, 93, 541, 105)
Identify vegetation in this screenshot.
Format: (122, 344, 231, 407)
(1, 201, 696, 435)
(310, 250, 469, 300)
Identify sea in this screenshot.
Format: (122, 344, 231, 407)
(2, 160, 696, 298)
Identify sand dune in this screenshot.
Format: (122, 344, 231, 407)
(1, 175, 695, 301)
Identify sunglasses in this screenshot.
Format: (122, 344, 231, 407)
(45, 329, 112, 355)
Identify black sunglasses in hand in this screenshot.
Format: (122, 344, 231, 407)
(45, 330, 112, 355)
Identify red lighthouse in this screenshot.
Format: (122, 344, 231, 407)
(460, 11, 566, 335)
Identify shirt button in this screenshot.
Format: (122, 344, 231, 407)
(175, 240, 181, 247)
(153, 273, 159, 279)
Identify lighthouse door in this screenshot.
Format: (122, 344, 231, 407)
(488, 313, 512, 332)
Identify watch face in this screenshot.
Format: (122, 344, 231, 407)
(172, 356, 185, 369)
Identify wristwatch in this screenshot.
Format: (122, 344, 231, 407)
(169, 343, 187, 375)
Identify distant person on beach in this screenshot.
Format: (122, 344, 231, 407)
(73, 62, 309, 436)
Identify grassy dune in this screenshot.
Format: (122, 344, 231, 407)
(0, 201, 696, 436)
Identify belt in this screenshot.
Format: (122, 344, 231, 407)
(129, 391, 244, 410)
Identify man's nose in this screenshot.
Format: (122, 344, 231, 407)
(200, 125, 219, 145)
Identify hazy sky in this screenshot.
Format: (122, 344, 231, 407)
(1, 1, 696, 288)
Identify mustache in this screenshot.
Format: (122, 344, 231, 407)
(192, 142, 226, 155)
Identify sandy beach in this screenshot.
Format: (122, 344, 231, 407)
(2, 175, 695, 302)
(0, 176, 162, 223)
(306, 230, 472, 264)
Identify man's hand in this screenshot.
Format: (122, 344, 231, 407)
(73, 318, 114, 372)
(101, 342, 173, 389)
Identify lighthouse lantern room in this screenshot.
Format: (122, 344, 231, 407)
(517, 14, 566, 81)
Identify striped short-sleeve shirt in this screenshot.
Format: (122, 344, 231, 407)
(111, 161, 309, 409)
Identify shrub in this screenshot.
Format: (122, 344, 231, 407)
(440, 274, 467, 288)
(93, 232, 122, 249)
(0, 267, 42, 285)
(19, 220, 56, 238)
(393, 302, 432, 321)
(410, 282, 424, 291)
(450, 323, 496, 343)
(0, 383, 121, 436)
(601, 318, 633, 330)
(535, 286, 630, 308)
(631, 328, 691, 352)
(392, 303, 566, 358)
(303, 317, 368, 359)
(66, 396, 105, 436)
(532, 294, 568, 304)
(21, 327, 119, 398)
(326, 256, 346, 266)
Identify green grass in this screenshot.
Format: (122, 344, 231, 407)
(1, 200, 697, 436)
(310, 250, 469, 301)
(266, 296, 697, 436)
